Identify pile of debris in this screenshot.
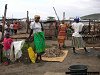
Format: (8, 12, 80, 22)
(42, 46, 65, 58)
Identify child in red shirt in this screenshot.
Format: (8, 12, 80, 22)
(3, 33, 13, 65)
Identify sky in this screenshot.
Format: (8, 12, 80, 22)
(0, 0, 100, 20)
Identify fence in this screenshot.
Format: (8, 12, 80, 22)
(42, 20, 100, 47)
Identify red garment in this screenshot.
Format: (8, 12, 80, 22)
(58, 24, 67, 43)
(3, 38, 13, 50)
(13, 23, 19, 30)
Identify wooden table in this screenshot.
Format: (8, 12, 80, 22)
(10, 33, 29, 40)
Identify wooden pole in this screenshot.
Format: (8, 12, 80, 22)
(26, 11, 29, 33)
(53, 7, 60, 22)
(2, 4, 7, 37)
(88, 19, 91, 34)
(63, 12, 65, 20)
(12, 14, 13, 23)
(93, 20, 96, 49)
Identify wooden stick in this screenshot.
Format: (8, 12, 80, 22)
(26, 11, 29, 33)
(63, 12, 65, 20)
(2, 4, 7, 37)
(53, 7, 60, 22)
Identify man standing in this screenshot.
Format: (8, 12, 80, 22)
(71, 18, 88, 53)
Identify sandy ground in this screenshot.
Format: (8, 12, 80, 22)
(0, 39, 100, 75)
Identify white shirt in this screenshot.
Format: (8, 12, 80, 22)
(4, 24, 8, 29)
(30, 21, 42, 34)
(71, 22, 84, 37)
(10, 24, 13, 29)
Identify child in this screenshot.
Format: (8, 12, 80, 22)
(3, 33, 13, 65)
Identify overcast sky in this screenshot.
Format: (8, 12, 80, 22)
(0, 0, 100, 20)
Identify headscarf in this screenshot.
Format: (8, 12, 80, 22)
(74, 17, 80, 23)
(34, 15, 40, 20)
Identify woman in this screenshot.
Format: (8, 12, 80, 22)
(29, 15, 45, 63)
(71, 18, 88, 53)
(58, 20, 67, 50)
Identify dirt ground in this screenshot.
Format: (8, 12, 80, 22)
(0, 39, 100, 75)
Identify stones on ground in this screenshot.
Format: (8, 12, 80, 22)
(42, 46, 65, 58)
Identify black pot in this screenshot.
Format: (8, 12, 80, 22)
(68, 65, 87, 75)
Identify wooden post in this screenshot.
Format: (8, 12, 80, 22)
(12, 14, 13, 23)
(2, 4, 7, 37)
(93, 20, 95, 35)
(26, 11, 29, 33)
(88, 19, 91, 34)
(93, 20, 96, 49)
(63, 12, 65, 20)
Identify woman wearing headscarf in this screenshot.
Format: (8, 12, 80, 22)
(29, 15, 45, 63)
(58, 20, 68, 50)
(71, 17, 89, 53)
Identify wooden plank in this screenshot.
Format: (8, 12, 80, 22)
(10, 34, 29, 39)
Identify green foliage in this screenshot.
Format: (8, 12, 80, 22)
(21, 42, 34, 53)
(20, 42, 34, 64)
(21, 42, 52, 51)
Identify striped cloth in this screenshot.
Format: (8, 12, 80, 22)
(58, 24, 67, 43)
(72, 36, 85, 48)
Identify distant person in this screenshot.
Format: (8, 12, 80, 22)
(29, 15, 45, 63)
(5, 24, 11, 36)
(57, 20, 68, 50)
(3, 33, 13, 65)
(71, 17, 89, 53)
(3, 22, 10, 36)
(13, 22, 19, 35)
(10, 23, 14, 35)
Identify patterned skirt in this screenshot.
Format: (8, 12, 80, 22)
(58, 36, 66, 43)
(34, 32, 45, 55)
(72, 36, 85, 48)
(58, 30, 66, 44)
